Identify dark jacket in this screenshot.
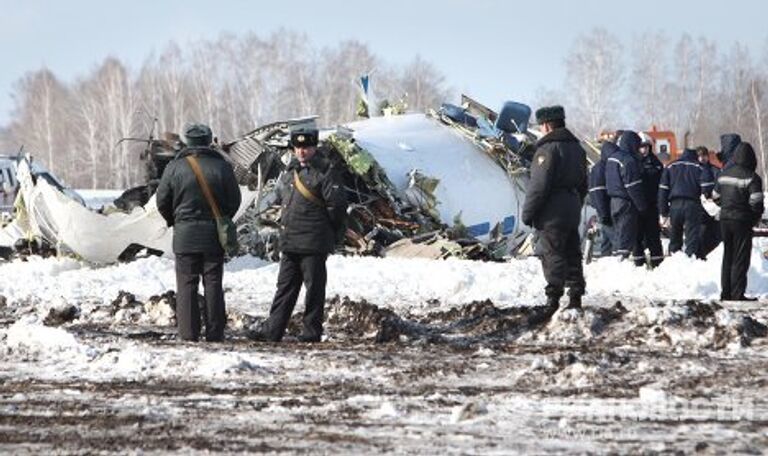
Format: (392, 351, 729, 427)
(588, 142, 617, 222)
(605, 131, 647, 212)
(276, 153, 348, 254)
(717, 133, 742, 170)
(658, 149, 712, 216)
(522, 127, 588, 230)
(639, 151, 664, 211)
(700, 162, 719, 198)
(156, 147, 242, 254)
(713, 143, 764, 225)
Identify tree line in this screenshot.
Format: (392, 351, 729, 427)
(0, 30, 449, 189)
(542, 27, 768, 177)
(3, 27, 768, 189)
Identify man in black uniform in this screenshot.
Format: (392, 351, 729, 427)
(632, 135, 664, 268)
(156, 124, 242, 342)
(522, 106, 588, 311)
(712, 142, 764, 301)
(251, 127, 348, 342)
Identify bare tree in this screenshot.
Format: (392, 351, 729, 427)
(563, 28, 625, 138)
(3, 30, 451, 188)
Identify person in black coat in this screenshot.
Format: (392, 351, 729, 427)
(632, 136, 664, 267)
(156, 124, 242, 342)
(713, 142, 764, 301)
(250, 126, 348, 342)
(658, 148, 713, 257)
(605, 131, 647, 259)
(697, 146, 722, 259)
(522, 106, 588, 311)
(589, 141, 618, 257)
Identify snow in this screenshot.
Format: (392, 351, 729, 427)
(1, 239, 767, 453)
(2, 240, 766, 321)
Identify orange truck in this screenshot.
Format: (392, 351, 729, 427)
(600, 126, 723, 167)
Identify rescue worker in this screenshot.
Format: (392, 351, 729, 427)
(588, 141, 618, 257)
(605, 130, 647, 259)
(697, 146, 721, 259)
(156, 124, 242, 342)
(712, 142, 764, 301)
(716, 133, 742, 170)
(250, 127, 348, 342)
(632, 135, 664, 267)
(658, 148, 713, 257)
(522, 106, 588, 311)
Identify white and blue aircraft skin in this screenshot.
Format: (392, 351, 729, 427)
(347, 113, 526, 241)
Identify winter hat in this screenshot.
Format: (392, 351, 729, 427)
(618, 130, 641, 155)
(184, 123, 213, 147)
(535, 105, 565, 124)
(718, 133, 742, 164)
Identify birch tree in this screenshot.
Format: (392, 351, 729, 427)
(564, 28, 624, 138)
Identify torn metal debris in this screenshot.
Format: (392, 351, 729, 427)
(0, 96, 600, 264)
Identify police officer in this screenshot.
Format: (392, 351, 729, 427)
(632, 135, 664, 268)
(697, 146, 721, 259)
(522, 106, 588, 311)
(156, 124, 242, 342)
(589, 141, 618, 257)
(658, 148, 713, 257)
(712, 142, 764, 301)
(250, 127, 348, 342)
(605, 130, 647, 259)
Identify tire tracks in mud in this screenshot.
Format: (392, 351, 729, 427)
(2, 295, 768, 453)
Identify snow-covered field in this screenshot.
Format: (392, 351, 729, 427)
(1, 242, 768, 454)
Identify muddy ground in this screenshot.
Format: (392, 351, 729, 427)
(1, 296, 767, 454)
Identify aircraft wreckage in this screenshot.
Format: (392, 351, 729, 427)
(0, 96, 600, 264)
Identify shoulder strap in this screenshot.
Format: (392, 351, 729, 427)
(185, 155, 222, 219)
(293, 170, 324, 207)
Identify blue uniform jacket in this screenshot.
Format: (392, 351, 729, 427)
(588, 142, 617, 222)
(605, 136, 647, 212)
(657, 149, 713, 216)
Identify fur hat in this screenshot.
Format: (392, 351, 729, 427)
(183, 123, 213, 147)
(535, 105, 565, 124)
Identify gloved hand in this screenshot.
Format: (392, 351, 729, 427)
(600, 217, 612, 227)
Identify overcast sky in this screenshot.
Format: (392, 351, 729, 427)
(0, 0, 766, 127)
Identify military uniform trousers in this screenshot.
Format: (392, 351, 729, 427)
(668, 199, 703, 257)
(175, 252, 226, 342)
(633, 207, 664, 267)
(263, 252, 328, 342)
(720, 220, 753, 300)
(610, 198, 639, 258)
(537, 227, 586, 299)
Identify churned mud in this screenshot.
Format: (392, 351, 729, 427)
(1, 294, 767, 454)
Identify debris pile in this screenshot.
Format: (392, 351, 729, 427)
(0, 96, 546, 264)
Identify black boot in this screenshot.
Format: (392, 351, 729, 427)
(543, 296, 560, 317)
(566, 295, 582, 310)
